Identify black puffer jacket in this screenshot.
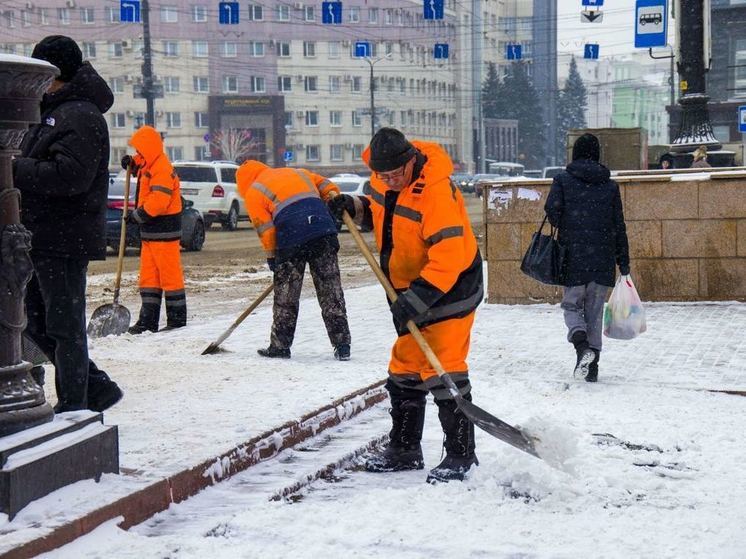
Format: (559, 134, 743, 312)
(545, 159, 629, 287)
(13, 62, 114, 261)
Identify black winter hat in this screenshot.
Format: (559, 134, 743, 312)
(31, 35, 83, 82)
(572, 133, 600, 162)
(368, 127, 417, 172)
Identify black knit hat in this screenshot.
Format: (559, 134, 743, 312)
(368, 127, 417, 172)
(31, 35, 83, 82)
(572, 133, 600, 162)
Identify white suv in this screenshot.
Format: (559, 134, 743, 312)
(328, 174, 373, 232)
(172, 161, 247, 230)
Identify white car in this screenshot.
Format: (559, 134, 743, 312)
(328, 174, 373, 232)
(172, 161, 248, 231)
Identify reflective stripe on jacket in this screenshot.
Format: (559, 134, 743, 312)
(129, 126, 182, 241)
(237, 161, 339, 257)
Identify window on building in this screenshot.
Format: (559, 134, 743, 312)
(163, 41, 179, 57)
(330, 111, 342, 127)
(40, 8, 49, 24)
(58, 8, 70, 24)
(20, 9, 31, 26)
(330, 145, 344, 161)
(192, 5, 207, 22)
(105, 7, 118, 22)
(303, 41, 316, 57)
(285, 111, 293, 128)
(351, 76, 362, 93)
(222, 75, 238, 93)
(166, 112, 181, 128)
(304, 6, 315, 21)
(277, 5, 290, 21)
(193, 41, 208, 57)
(167, 146, 183, 161)
(328, 41, 341, 59)
(193, 76, 209, 92)
(734, 39, 746, 97)
(247, 4, 263, 20)
(111, 113, 126, 128)
(80, 7, 94, 24)
(161, 6, 178, 22)
(164, 76, 180, 93)
(222, 42, 237, 57)
(194, 146, 209, 161)
(306, 145, 320, 161)
(250, 76, 266, 93)
(349, 7, 360, 22)
(277, 42, 290, 57)
(109, 77, 124, 93)
(385, 9, 393, 25)
(82, 42, 96, 58)
(109, 42, 123, 58)
(352, 144, 364, 160)
(278, 76, 292, 92)
(329, 76, 341, 93)
(194, 112, 208, 128)
(352, 111, 362, 127)
(249, 41, 264, 57)
(368, 8, 378, 23)
(112, 147, 127, 166)
(304, 76, 318, 92)
(306, 111, 319, 126)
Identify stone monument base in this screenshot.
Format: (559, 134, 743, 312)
(0, 411, 118, 519)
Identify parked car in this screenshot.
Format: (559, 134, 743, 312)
(328, 174, 373, 232)
(524, 169, 542, 179)
(542, 166, 565, 179)
(105, 192, 206, 252)
(171, 161, 247, 231)
(451, 174, 473, 193)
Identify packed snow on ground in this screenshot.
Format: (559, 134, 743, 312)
(4, 278, 746, 558)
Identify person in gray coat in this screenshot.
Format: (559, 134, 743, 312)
(545, 133, 630, 382)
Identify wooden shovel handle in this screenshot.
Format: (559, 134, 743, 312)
(113, 167, 131, 305)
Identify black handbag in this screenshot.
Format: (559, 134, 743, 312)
(520, 215, 566, 285)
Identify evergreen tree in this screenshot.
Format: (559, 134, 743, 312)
(482, 62, 504, 119)
(556, 57, 588, 161)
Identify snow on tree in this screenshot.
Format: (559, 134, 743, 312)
(210, 129, 258, 163)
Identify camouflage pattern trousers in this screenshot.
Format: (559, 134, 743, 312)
(270, 236, 351, 350)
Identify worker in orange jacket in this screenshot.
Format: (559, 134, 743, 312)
(328, 128, 483, 483)
(237, 160, 351, 360)
(122, 125, 186, 334)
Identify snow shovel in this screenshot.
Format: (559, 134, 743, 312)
(201, 282, 274, 355)
(337, 201, 541, 460)
(87, 168, 132, 338)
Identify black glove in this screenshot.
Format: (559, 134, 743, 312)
(121, 154, 133, 171)
(619, 264, 630, 276)
(327, 194, 355, 221)
(267, 257, 276, 272)
(125, 211, 138, 225)
(390, 291, 421, 325)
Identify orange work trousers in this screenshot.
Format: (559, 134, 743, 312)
(139, 240, 184, 291)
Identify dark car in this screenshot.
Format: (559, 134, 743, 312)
(451, 174, 474, 193)
(106, 196, 206, 252)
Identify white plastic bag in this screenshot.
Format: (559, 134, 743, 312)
(603, 275, 647, 340)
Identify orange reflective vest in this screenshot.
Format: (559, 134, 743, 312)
(129, 125, 182, 241)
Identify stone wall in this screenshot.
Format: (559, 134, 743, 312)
(485, 170, 746, 303)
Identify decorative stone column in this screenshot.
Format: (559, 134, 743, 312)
(0, 54, 58, 437)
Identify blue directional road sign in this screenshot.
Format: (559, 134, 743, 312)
(582, 0, 604, 6)
(218, 2, 239, 24)
(506, 44, 522, 60)
(584, 43, 600, 60)
(634, 0, 668, 48)
(434, 43, 449, 59)
(284, 150, 294, 163)
(354, 41, 371, 58)
(423, 0, 444, 20)
(739, 106, 746, 134)
(120, 0, 141, 23)
(322, 2, 342, 24)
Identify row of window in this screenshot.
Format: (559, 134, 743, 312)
(111, 112, 208, 129)
(287, 110, 457, 130)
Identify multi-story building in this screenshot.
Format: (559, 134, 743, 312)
(0, 0, 538, 174)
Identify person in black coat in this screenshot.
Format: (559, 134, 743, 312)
(13, 35, 123, 412)
(545, 133, 630, 382)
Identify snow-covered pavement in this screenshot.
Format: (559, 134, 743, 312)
(3, 278, 746, 558)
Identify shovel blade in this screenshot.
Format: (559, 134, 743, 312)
(87, 303, 131, 338)
(201, 342, 219, 355)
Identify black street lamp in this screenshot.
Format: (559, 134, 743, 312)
(363, 53, 393, 140)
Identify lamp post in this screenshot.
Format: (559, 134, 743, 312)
(363, 53, 393, 139)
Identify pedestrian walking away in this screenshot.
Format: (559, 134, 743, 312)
(545, 133, 630, 383)
(328, 127, 483, 483)
(122, 125, 187, 334)
(237, 160, 351, 361)
(12, 35, 122, 413)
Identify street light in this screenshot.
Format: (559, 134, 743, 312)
(362, 53, 393, 140)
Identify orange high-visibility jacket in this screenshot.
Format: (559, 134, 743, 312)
(237, 160, 339, 257)
(129, 125, 182, 241)
(362, 140, 483, 329)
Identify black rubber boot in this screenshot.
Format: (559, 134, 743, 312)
(88, 363, 123, 412)
(571, 331, 594, 378)
(585, 350, 600, 383)
(257, 346, 291, 358)
(365, 397, 426, 472)
(427, 396, 478, 483)
(163, 300, 187, 331)
(128, 301, 160, 334)
(334, 344, 350, 361)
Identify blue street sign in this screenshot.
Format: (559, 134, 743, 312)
(283, 150, 294, 162)
(218, 2, 239, 24)
(506, 44, 522, 60)
(584, 43, 600, 60)
(582, 0, 604, 6)
(354, 41, 371, 58)
(423, 0, 444, 20)
(322, 2, 342, 24)
(739, 106, 746, 134)
(120, 0, 140, 23)
(433, 43, 449, 59)
(634, 0, 668, 48)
